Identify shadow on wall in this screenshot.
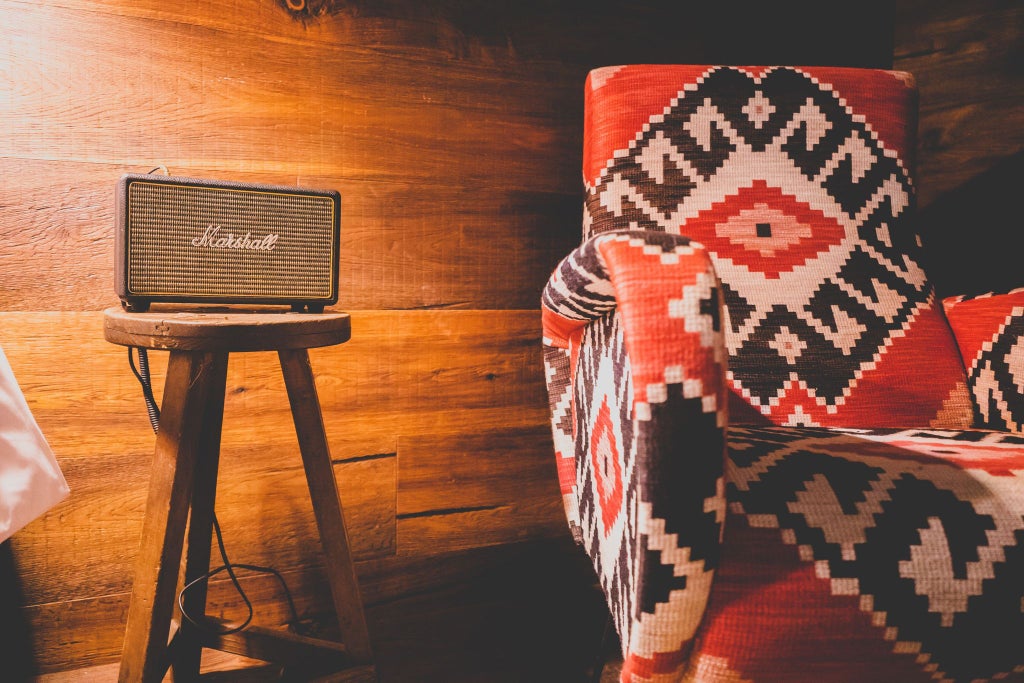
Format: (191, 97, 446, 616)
(0, 542, 37, 681)
(277, 0, 894, 69)
(920, 151, 1024, 300)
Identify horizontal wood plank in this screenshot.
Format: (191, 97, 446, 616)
(0, 159, 578, 312)
(914, 99, 1024, 208)
(395, 500, 565, 558)
(0, 308, 559, 671)
(24, 537, 585, 674)
(0, 3, 579, 185)
(396, 426, 560, 518)
(11, 441, 397, 605)
(0, 311, 548, 432)
(894, 0, 1024, 208)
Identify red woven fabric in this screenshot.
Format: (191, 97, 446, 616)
(583, 65, 971, 428)
(944, 287, 1024, 433)
(544, 65, 1024, 683)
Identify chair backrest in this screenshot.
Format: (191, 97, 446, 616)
(583, 65, 973, 428)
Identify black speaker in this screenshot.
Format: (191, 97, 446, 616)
(115, 174, 340, 312)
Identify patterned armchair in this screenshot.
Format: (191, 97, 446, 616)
(541, 66, 1024, 682)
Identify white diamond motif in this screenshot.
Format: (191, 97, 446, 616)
(769, 326, 807, 365)
(742, 91, 776, 129)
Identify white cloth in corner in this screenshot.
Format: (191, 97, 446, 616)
(0, 345, 69, 544)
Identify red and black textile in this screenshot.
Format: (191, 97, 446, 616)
(582, 65, 972, 428)
(944, 288, 1024, 433)
(543, 230, 728, 678)
(697, 426, 1024, 683)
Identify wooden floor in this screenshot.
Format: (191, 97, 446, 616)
(30, 539, 619, 683)
(37, 652, 625, 683)
(33, 620, 623, 683)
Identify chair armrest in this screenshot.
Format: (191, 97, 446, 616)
(542, 229, 728, 677)
(541, 231, 619, 543)
(943, 287, 1024, 433)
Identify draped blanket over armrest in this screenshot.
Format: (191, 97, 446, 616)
(542, 230, 728, 679)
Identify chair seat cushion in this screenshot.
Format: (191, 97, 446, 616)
(681, 425, 1024, 683)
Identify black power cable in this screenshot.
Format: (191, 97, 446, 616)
(128, 348, 160, 432)
(128, 347, 310, 637)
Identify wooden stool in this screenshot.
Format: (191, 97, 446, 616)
(104, 308, 376, 683)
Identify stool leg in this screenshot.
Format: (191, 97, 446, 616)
(279, 349, 374, 665)
(118, 351, 217, 683)
(172, 352, 230, 681)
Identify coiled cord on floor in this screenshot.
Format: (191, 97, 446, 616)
(128, 347, 310, 637)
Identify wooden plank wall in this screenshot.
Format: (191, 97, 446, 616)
(5, 0, 1010, 679)
(894, 0, 1024, 298)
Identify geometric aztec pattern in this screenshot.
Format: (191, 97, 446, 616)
(543, 232, 623, 542)
(543, 65, 1024, 682)
(584, 65, 972, 428)
(543, 230, 728, 679)
(943, 288, 1024, 434)
(699, 426, 1024, 683)
(575, 312, 640, 646)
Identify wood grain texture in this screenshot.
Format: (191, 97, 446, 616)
(894, 0, 1024, 208)
(279, 348, 373, 662)
(0, 158, 579, 312)
(31, 539, 601, 680)
(893, 0, 1024, 297)
(396, 427, 558, 516)
(0, 309, 556, 672)
(395, 427, 565, 556)
(177, 351, 230, 680)
(102, 308, 352, 351)
(117, 350, 219, 683)
(8, 427, 398, 604)
(0, 0, 581, 312)
(0, 3, 578, 185)
(0, 310, 547, 444)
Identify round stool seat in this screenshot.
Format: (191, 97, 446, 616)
(103, 307, 351, 352)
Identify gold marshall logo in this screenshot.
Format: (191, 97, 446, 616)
(191, 225, 278, 251)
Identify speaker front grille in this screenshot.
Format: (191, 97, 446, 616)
(126, 181, 336, 300)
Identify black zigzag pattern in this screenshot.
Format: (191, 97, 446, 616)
(574, 313, 638, 642)
(969, 311, 1024, 432)
(584, 66, 928, 412)
(727, 427, 1024, 682)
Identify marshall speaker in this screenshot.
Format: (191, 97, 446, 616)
(115, 173, 340, 312)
